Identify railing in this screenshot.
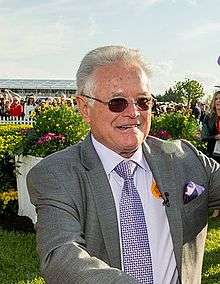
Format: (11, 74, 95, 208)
(0, 116, 34, 125)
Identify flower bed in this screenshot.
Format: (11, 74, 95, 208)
(15, 105, 89, 157)
(0, 105, 89, 217)
(0, 124, 31, 216)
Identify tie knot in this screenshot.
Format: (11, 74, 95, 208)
(114, 161, 136, 180)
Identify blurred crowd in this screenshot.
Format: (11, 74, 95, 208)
(0, 89, 76, 119)
(152, 98, 207, 125)
(0, 88, 211, 124)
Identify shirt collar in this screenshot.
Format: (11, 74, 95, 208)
(91, 135, 147, 175)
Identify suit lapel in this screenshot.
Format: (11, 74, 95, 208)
(143, 140, 183, 275)
(80, 135, 121, 269)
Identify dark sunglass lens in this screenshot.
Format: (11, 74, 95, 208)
(108, 98, 128, 112)
(137, 97, 151, 110)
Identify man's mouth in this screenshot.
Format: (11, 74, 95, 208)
(117, 124, 140, 130)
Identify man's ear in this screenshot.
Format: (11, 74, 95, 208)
(76, 96, 91, 123)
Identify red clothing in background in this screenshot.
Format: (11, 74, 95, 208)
(9, 103, 23, 116)
(216, 117, 220, 134)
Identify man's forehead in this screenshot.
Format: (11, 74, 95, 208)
(93, 62, 150, 83)
(95, 61, 143, 72)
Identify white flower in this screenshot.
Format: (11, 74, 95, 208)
(162, 140, 185, 157)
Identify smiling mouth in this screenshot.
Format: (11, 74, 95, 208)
(117, 124, 140, 130)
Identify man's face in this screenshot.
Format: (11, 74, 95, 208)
(77, 62, 152, 158)
(215, 93, 220, 110)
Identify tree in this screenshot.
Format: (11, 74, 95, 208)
(157, 87, 182, 103)
(175, 79, 204, 108)
(157, 78, 205, 107)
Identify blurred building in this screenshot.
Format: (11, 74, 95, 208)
(0, 79, 76, 97)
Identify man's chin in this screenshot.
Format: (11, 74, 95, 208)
(118, 145, 140, 158)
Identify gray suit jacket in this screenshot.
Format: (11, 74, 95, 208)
(27, 134, 220, 284)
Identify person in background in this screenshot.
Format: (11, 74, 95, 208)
(199, 103, 207, 124)
(9, 97, 23, 117)
(0, 95, 4, 118)
(3, 90, 13, 104)
(34, 99, 47, 115)
(191, 101, 201, 122)
(60, 93, 67, 105)
(24, 95, 36, 117)
(54, 96, 62, 106)
(52, 98, 58, 107)
(46, 96, 54, 106)
(3, 100, 11, 117)
(65, 98, 74, 108)
(27, 46, 220, 284)
(201, 90, 220, 218)
(20, 97, 25, 119)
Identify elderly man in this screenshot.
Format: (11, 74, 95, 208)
(27, 46, 220, 284)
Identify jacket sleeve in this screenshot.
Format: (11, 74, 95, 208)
(27, 160, 136, 284)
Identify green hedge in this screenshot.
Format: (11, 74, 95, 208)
(0, 124, 31, 192)
(151, 112, 207, 152)
(0, 124, 32, 215)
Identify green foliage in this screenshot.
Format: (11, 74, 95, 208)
(151, 112, 199, 139)
(0, 124, 31, 214)
(0, 124, 31, 159)
(157, 87, 178, 103)
(15, 105, 90, 157)
(151, 112, 207, 152)
(158, 78, 205, 107)
(0, 124, 31, 191)
(176, 78, 204, 107)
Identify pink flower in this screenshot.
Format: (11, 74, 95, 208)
(36, 132, 65, 145)
(151, 130, 172, 140)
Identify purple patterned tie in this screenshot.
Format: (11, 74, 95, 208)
(114, 161, 154, 284)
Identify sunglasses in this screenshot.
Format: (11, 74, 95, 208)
(82, 94, 152, 113)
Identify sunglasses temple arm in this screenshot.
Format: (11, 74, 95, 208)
(82, 94, 107, 104)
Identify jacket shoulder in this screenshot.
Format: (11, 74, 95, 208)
(28, 141, 83, 176)
(146, 135, 199, 157)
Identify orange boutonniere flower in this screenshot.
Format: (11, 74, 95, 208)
(151, 180, 161, 199)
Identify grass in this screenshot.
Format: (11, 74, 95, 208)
(0, 218, 219, 284)
(202, 217, 220, 284)
(0, 229, 44, 284)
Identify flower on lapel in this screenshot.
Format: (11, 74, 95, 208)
(162, 140, 185, 157)
(151, 180, 161, 199)
(183, 181, 205, 204)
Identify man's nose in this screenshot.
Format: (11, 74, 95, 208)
(125, 101, 140, 117)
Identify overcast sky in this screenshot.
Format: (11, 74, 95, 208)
(0, 0, 220, 95)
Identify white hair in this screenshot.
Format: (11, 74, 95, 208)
(76, 45, 152, 104)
